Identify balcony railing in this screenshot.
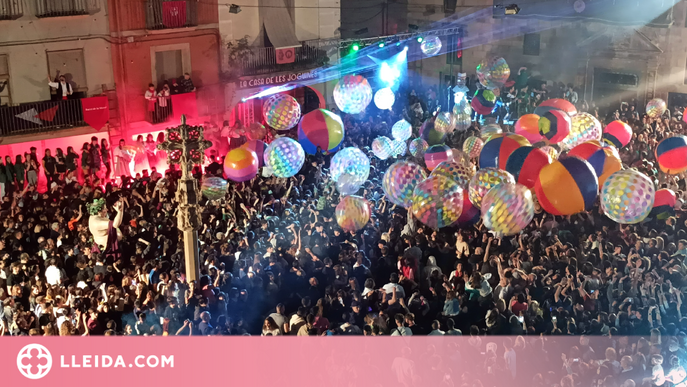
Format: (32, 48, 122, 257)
(238, 43, 330, 76)
(0, 99, 85, 137)
(0, 0, 23, 20)
(145, 0, 198, 30)
(36, 0, 88, 17)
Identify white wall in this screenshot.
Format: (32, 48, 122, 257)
(294, 0, 341, 41)
(0, 0, 114, 103)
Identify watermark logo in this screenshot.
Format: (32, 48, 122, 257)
(17, 344, 52, 380)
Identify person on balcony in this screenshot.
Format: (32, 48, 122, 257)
(180, 73, 196, 93)
(145, 83, 158, 123)
(47, 73, 73, 100)
(170, 79, 181, 95)
(157, 83, 171, 122)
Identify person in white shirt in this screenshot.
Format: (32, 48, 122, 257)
(382, 273, 406, 299)
(445, 318, 462, 335)
(47, 73, 73, 100)
(390, 314, 412, 336)
(428, 320, 445, 335)
(44, 259, 63, 286)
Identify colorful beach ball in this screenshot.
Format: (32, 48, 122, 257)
(453, 99, 472, 132)
(602, 120, 633, 149)
(392, 119, 412, 141)
(240, 140, 266, 168)
(262, 94, 301, 130)
(655, 135, 687, 174)
(391, 139, 407, 157)
(409, 138, 429, 158)
(534, 157, 598, 216)
(457, 189, 480, 227)
(480, 123, 503, 140)
(424, 144, 454, 171)
(336, 195, 371, 231)
(333, 75, 373, 114)
(567, 141, 621, 187)
(468, 168, 515, 208)
(420, 119, 447, 145)
(297, 109, 345, 155)
(430, 161, 473, 188)
(515, 114, 542, 143)
(411, 175, 464, 229)
(224, 147, 259, 182)
(264, 137, 305, 178)
(382, 161, 428, 208)
(471, 89, 497, 116)
(337, 173, 363, 196)
(539, 109, 571, 144)
(330, 147, 370, 183)
(420, 36, 442, 56)
(646, 98, 667, 119)
(374, 87, 395, 110)
(372, 136, 394, 160)
(505, 146, 551, 189)
(435, 111, 455, 133)
(650, 189, 677, 220)
(463, 136, 484, 159)
(540, 145, 558, 161)
(560, 113, 602, 151)
(476, 57, 510, 90)
(479, 134, 531, 170)
(482, 183, 534, 235)
(201, 177, 228, 200)
(601, 170, 655, 224)
(534, 98, 577, 116)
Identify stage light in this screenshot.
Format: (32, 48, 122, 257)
(379, 62, 401, 85)
(379, 42, 385, 48)
(241, 98, 247, 102)
(352, 44, 360, 51)
(417, 36, 423, 43)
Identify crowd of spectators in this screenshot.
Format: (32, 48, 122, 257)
(2, 68, 687, 386)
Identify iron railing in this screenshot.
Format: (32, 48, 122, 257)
(0, 0, 23, 20)
(238, 43, 330, 76)
(36, 0, 88, 17)
(0, 99, 85, 137)
(145, 0, 198, 30)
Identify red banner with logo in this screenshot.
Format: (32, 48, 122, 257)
(275, 47, 296, 64)
(162, 1, 186, 28)
(81, 96, 109, 131)
(171, 92, 198, 121)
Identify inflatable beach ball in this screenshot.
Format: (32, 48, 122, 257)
(505, 146, 551, 189)
(471, 89, 497, 116)
(538, 109, 571, 144)
(224, 147, 259, 182)
(330, 147, 370, 183)
(424, 144, 454, 171)
(264, 137, 305, 178)
(429, 160, 473, 188)
(411, 175, 464, 229)
(336, 195, 371, 231)
(382, 161, 428, 208)
(601, 169, 655, 224)
(240, 140, 266, 168)
(201, 177, 228, 200)
(602, 120, 633, 149)
(560, 113, 602, 151)
(479, 133, 530, 170)
(333, 75, 373, 114)
(534, 98, 577, 117)
(298, 109, 345, 155)
(534, 157, 598, 216)
(392, 119, 412, 141)
(482, 183, 534, 235)
(262, 94, 301, 130)
(409, 138, 429, 158)
(515, 114, 542, 143)
(656, 136, 687, 175)
(468, 168, 515, 208)
(650, 189, 677, 221)
(567, 141, 621, 187)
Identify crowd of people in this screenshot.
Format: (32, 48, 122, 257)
(2, 67, 687, 386)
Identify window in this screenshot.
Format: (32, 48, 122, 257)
(446, 30, 463, 66)
(47, 49, 87, 93)
(0, 54, 10, 106)
(523, 33, 540, 56)
(36, 0, 88, 18)
(155, 50, 184, 85)
(0, 0, 23, 20)
(145, 0, 197, 30)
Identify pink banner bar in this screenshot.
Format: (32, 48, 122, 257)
(1, 336, 672, 386)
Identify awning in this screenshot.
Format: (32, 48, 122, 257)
(259, 0, 301, 48)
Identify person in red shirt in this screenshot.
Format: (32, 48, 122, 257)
(510, 293, 528, 316)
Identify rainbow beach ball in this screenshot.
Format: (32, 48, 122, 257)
(336, 195, 372, 231)
(601, 170, 655, 224)
(262, 94, 301, 130)
(424, 144, 454, 171)
(298, 109, 345, 155)
(264, 137, 305, 178)
(224, 147, 258, 182)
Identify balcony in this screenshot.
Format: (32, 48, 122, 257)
(0, 0, 23, 20)
(144, 92, 197, 125)
(238, 43, 330, 77)
(145, 0, 198, 31)
(0, 99, 85, 137)
(35, 0, 88, 18)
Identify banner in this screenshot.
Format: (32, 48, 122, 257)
(275, 47, 295, 64)
(162, 1, 186, 28)
(171, 92, 198, 121)
(81, 96, 109, 131)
